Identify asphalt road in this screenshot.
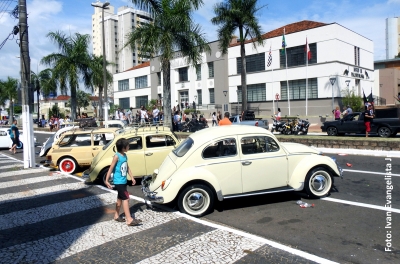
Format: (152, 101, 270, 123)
(1, 132, 399, 263)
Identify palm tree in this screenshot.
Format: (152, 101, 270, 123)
(212, 0, 265, 111)
(125, 0, 210, 127)
(89, 54, 113, 119)
(41, 31, 92, 120)
(31, 68, 57, 120)
(0, 77, 19, 122)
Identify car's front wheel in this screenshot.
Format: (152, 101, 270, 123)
(378, 126, 391, 138)
(178, 184, 214, 217)
(304, 167, 333, 198)
(16, 141, 23, 149)
(59, 157, 77, 174)
(326, 126, 338, 136)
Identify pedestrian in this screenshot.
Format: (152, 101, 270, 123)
(115, 108, 121, 120)
(219, 112, 232, 126)
(212, 112, 218, 126)
(152, 106, 160, 125)
(275, 108, 281, 121)
(9, 120, 19, 154)
(49, 118, 53, 132)
(346, 105, 353, 115)
(192, 101, 196, 110)
(341, 106, 348, 118)
(174, 111, 182, 131)
(364, 104, 374, 137)
(126, 107, 132, 124)
(104, 138, 141, 226)
(334, 106, 341, 120)
(217, 111, 222, 123)
(140, 106, 147, 125)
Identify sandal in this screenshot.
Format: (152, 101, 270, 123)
(114, 217, 125, 222)
(126, 219, 141, 226)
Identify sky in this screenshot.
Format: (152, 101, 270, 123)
(0, 0, 400, 82)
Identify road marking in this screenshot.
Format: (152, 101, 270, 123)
(0, 174, 70, 189)
(0, 168, 50, 178)
(322, 197, 400, 214)
(137, 229, 264, 264)
(343, 169, 400, 177)
(0, 210, 179, 263)
(0, 192, 117, 230)
(0, 160, 21, 164)
(0, 182, 90, 204)
(0, 154, 23, 162)
(0, 164, 24, 170)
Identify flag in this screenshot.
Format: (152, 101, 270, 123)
(267, 46, 272, 67)
(305, 38, 312, 60)
(363, 90, 368, 104)
(367, 88, 373, 104)
(281, 32, 286, 54)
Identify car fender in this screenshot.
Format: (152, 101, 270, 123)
(288, 155, 340, 190)
(154, 166, 223, 204)
(89, 157, 113, 182)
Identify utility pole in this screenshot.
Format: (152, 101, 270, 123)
(19, 0, 35, 168)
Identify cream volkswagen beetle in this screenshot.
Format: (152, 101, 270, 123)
(142, 126, 343, 217)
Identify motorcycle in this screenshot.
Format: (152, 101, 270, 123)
(294, 116, 310, 135)
(182, 116, 208, 132)
(271, 116, 287, 134)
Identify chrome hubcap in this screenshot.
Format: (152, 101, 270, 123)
(311, 175, 326, 191)
(187, 192, 205, 210)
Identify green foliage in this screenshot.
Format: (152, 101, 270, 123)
(14, 105, 22, 114)
(184, 108, 197, 114)
(341, 88, 364, 112)
(110, 104, 119, 114)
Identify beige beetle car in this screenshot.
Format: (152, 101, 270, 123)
(46, 127, 121, 174)
(82, 126, 180, 185)
(142, 126, 343, 217)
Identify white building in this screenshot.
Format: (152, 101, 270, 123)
(91, 5, 152, 74)
(113, 20, 374, 120)
(385, 17, 400, 60)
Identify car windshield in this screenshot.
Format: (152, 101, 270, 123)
(102, 137, 114, 150)
(172, 137, 193, 157)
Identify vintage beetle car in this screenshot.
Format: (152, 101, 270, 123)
(46, 127, 121, 174)
(82, 126, 180, 185)
(142, 126, 343, 217)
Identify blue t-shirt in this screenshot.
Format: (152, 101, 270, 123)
(9, 124, 19, 138)
(112, 152, 128, 184)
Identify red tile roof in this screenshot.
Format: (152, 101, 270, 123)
(230, 20, 329, 47)
(124, 61, 150, 72)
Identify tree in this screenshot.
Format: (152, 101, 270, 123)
(212, 0, 265, 111)
(89, 54, 113, 119)
(41, 31, 92, 120)
(125, 0, 210, 128)
(341, 88, 363, 112)
(31, 68, 58, 120)
(68, 90, 91, 117)
(0, 77, 19, 122)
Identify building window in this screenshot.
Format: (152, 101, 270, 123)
(208, 62, 214, 78)
(354, 46, 360, 66)
(135, 95, 148, 108)
(197, 89, 202, 105)
(135, 75, 148, 89)
(209, 88, 215, 104)
(119, 98, 130, 109)
(237, 83, 266, 103)
(237, 53, 265, 74)
(280, 78, 318, 100)
(157, 72, 161, 85)
(178, 67, 188, 82)
(196, 64, 201, 80)
(118, 79, 129, 91)
(280, 43, 317, 68)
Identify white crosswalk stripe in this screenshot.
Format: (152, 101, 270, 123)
(0, 164, 24, 170)
(0, 182, 89, 204)
(0, 174, 66, 189)
(137, 229, 264, 264)
(0, 192, 117, 230)
(0, 168, 49, 178)
(0, 210, 179, 263)
(0, 160, 21, 164)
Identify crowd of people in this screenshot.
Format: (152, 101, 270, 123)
(113, 106, 164, 125)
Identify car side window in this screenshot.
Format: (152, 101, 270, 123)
(241, 136, 279, 154)
(145, 135, 168, 148)
(0, 131, 6, 136)
(128, 136, 142, 150)
(59, 134, 92, 147)
(202, 138, 237, 159)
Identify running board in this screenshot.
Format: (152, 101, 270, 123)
(224, 187, 295, 199)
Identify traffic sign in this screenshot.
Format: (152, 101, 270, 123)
(275, 93, 280, 100)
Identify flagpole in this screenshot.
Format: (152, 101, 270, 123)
(306, 36, 308, 116)
(284, 28, 290, 115)
(271, 45, 274, 114)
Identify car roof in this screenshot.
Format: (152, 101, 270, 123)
(62, 127, 121, 135)
(189, 126, 274, 144)
(114, 126, 173, 138)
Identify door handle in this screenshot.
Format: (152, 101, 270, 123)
(92, 148, 98, 150)
(145, 153, 153, 156)
(242, 161, 252, 166)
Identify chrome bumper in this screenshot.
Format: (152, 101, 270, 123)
(141, 175, 164, 203)
(82, 170, 90, 179)
(330, 157, 344, 179)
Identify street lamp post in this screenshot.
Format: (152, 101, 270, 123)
(91, 1, 110, 125)
(223, 90, 228, 112)
(329, 77, 336, 118)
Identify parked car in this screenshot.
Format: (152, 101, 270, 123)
(229, 113, 269, 129)
(0, 128, 36, 149)
(83, 126, 180, 185)
(142, 126, 343, 217)
(39, 126, 79, 157)
(46, 127, 121, 174)
(104, 120, 127, 129)
(321, 107, 400, 137)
